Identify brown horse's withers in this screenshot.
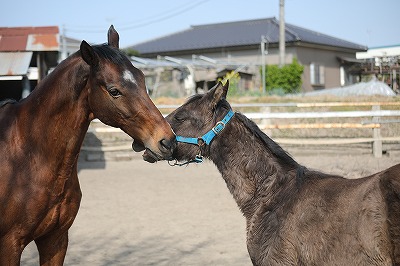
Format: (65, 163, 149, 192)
(161, 82, 400, 265)
(0, 26, 175, 265)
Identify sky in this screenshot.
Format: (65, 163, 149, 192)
(2, 0, 400, 49)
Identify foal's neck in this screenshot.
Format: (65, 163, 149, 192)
(208, 115, 299, 219)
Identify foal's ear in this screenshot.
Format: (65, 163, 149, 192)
(80, 40, 99, 67)
(209, 80, 229, 107)
(108, 25, 119, 49)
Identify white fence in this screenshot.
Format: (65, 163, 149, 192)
(89, 102, 400, 158)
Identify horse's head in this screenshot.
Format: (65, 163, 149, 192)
(159, 81, 231, 163)
(81, 26, 176, 161)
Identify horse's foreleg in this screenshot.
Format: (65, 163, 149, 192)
(35, 231, 68, 266)
(0, 238, 24, 266)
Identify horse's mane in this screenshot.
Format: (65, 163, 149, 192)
(234, 111, 299, 169)
(90, 44, 129, 65)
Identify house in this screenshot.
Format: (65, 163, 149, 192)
(0, 26, 81, 101)
(128, 17, 367, 94)
(60, 36, 82, 60)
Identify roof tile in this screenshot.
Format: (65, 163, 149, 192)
(130, 18, 366, 55)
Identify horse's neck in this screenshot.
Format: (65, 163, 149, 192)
(17, 56, 91, 162)
(209, 118, 298, 219)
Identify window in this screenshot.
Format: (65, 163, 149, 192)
(310, 63, 325, 86)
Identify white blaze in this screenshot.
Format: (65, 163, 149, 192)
(123, 70, 137, 85)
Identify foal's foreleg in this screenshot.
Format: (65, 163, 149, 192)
(35, 231, 68, 266)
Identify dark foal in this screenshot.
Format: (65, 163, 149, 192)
(0, 26, 175, 265)
(155, 82, 400, 265)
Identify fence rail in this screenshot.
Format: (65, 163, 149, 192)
(244, 110, 400, 119)
(157, 102, 400, 109)
(89, 102, 400, 158)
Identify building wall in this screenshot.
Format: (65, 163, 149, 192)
(168, 46, 295, 91)
(141, 44, 359, 93)
(295, 46, 359, 92)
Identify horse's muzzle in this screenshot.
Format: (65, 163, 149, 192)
(159, 138, 176, 157)
(139, 137, 176, 163)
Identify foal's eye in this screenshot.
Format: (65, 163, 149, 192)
(108, 88, 121, 98)
(174, 114, 186, 122)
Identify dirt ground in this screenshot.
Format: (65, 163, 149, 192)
(21, 146, 400, 266)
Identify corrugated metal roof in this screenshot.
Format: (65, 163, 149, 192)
(0, 52, 33, 76)
(356, 45, 400, 59)
(0, 26, 59, 52)
(130, 17, 367, 55)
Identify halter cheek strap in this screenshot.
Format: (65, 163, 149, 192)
(176, 109, 235, 146)
(170, 109, 234, 166)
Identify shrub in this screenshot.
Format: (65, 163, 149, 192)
(218, 71, 241, 97)
(261, 58, 304, 94)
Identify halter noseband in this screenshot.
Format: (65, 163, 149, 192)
(170, 109, 234, 166)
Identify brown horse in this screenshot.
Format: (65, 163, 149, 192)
(157, 82, 400, 265)
(0, 26, 175, 265)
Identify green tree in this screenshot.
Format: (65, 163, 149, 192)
(123, 48, 140, 57)
(261, 58, 304, 94)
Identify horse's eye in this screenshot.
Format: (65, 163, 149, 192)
(108, 88, 121, 98)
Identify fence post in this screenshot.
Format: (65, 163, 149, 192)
(261, 106, 272, 137)
(372, 105, 382, 158)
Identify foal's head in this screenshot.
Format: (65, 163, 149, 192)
(164, 82, 230, 162)
(81, 26, 175, 160)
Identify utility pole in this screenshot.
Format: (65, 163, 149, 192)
(279, 0, 285, 67)
(61, 25, 67, 61)
(261, 35, 268, 94)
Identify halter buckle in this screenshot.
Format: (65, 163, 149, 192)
(212, 121, 225, 134)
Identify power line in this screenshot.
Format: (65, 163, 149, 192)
(67, 1, 200, 31)
(121, 1, 207, 28)
(118, 0, 209, 30)
(66, 0, 209, 33)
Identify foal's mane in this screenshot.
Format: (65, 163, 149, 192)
(187, 93, 300, 170)
(186, 94, 203, 105)
(234, 111, 299, 169)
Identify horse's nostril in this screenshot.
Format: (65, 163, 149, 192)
(160, 138, 176, 153)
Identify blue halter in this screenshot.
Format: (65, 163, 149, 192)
(176, 109, 235, 146)
(171, 109, 234, 166)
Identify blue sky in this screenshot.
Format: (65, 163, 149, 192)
(2, 0, 399, 49)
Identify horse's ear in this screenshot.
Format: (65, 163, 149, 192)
(108, 25, 119, 49)
(209, 80, 229, 107)
(80, 40, 99, 67)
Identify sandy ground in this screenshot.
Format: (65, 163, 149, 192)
(20, 146, 400, 265)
